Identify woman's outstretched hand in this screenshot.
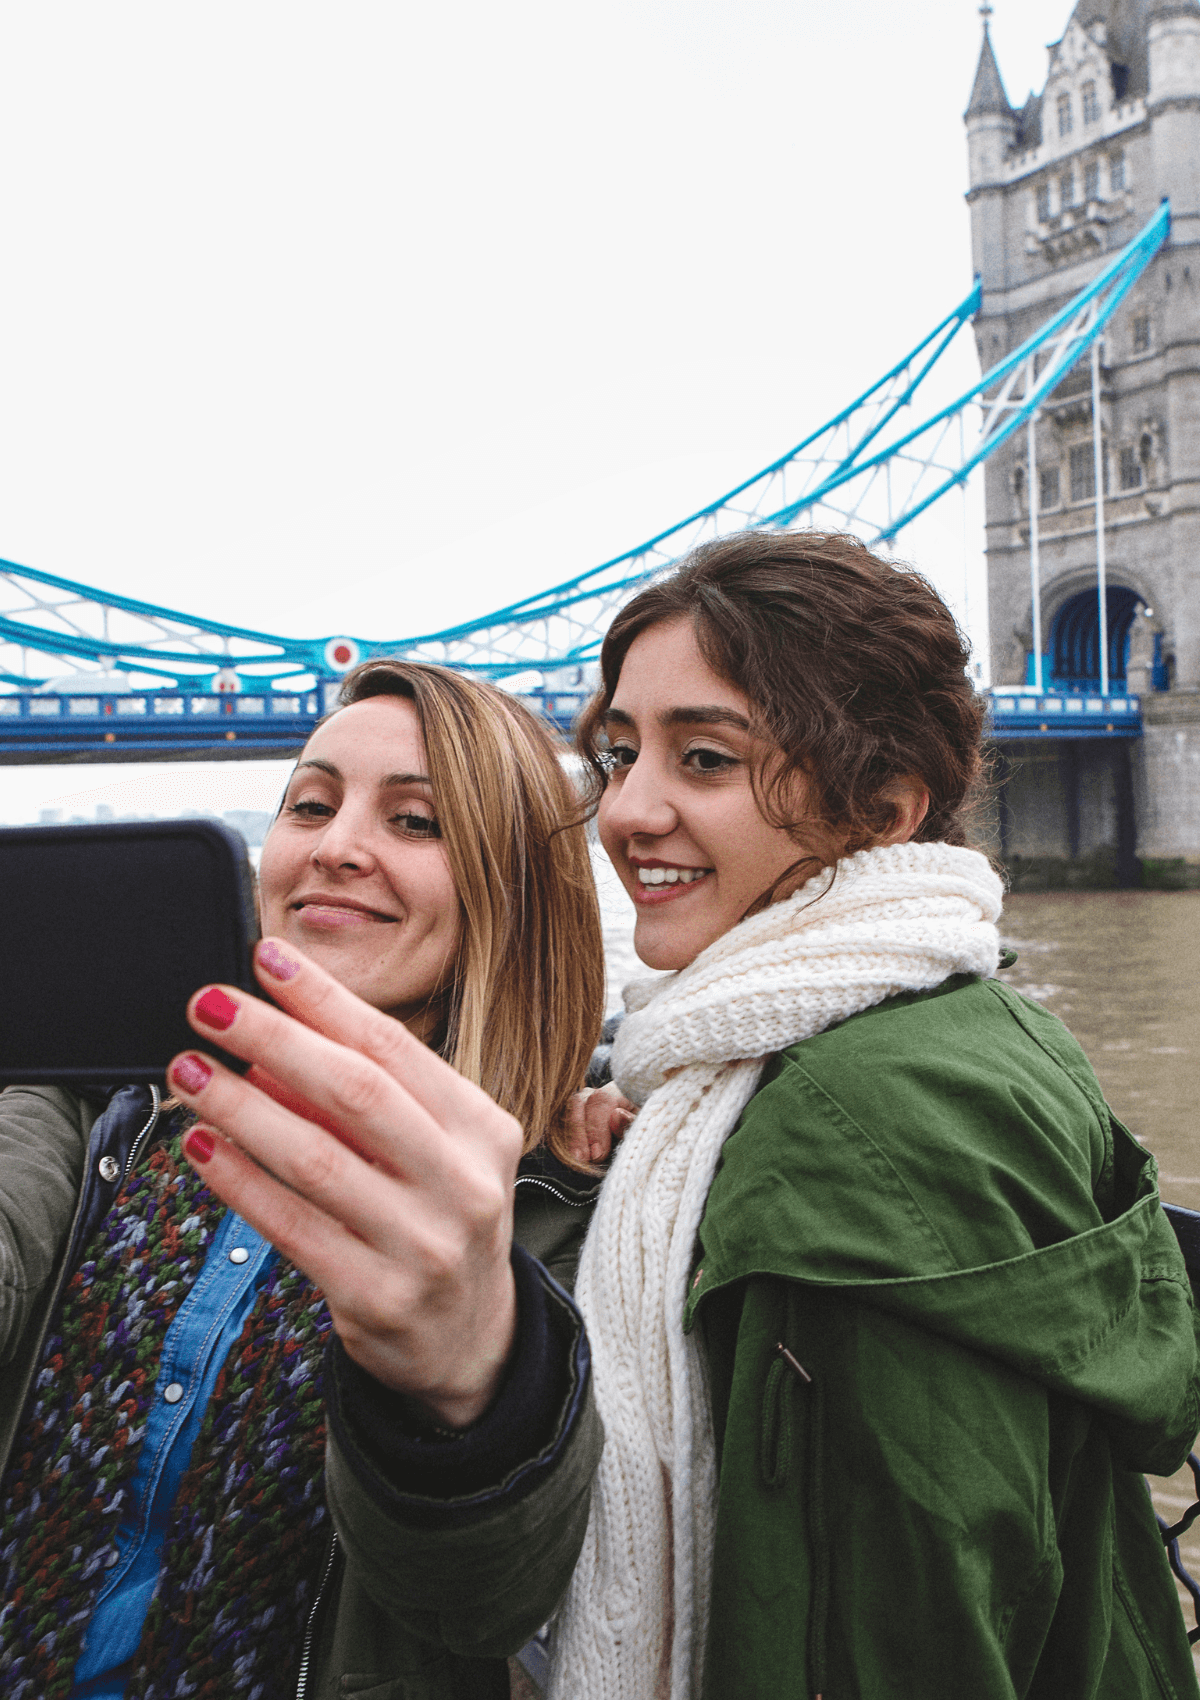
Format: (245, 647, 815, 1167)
(169, 937, 523, 1431)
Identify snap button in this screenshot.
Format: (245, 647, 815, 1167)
(98, 1156, 120, 1183)
(163, 1382, 184, 1404)
(228, 1247, 249, 1265)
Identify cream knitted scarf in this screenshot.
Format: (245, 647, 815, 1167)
(548, 840, 1004, 1700)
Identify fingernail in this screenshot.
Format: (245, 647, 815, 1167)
(184, 1127, 215, 1164)
(172, 1053, 213, 1095)
(258, 940, 301, 981)
(194, 987, 239, 1031)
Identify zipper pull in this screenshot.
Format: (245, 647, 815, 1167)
(774, 1341, 812, 1384)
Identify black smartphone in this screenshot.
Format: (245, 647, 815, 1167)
(0, 818, 260, 1086)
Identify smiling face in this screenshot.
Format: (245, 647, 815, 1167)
(597, 617, 835, 972)
(258, 694, 462, 1035)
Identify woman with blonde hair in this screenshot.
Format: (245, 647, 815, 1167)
(0, 659, 613, 1700)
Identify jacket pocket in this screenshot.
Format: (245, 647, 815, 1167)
(760, 1354, 796, 1490)
(763, 1285, 828, 1700)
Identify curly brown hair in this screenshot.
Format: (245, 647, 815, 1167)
(577, 530, 984, 870)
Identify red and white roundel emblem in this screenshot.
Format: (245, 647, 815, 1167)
(323, 637, 360, 674)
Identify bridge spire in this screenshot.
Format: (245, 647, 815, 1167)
(965, 2, 1011, 119)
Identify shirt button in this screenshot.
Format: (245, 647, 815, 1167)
(228, 1247, 250, 1265)
(163, 1382, 185, 1404)
(98, 1156, 120, 1183)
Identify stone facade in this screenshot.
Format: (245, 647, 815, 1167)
(965, 0, 1200, 881)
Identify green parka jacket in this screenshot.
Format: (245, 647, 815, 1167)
(687, 973, 1200, 1699)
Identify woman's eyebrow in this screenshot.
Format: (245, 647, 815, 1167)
(292, 759, 431, 786)
(602, 705, 750, 731)
(662, 706, 751, 730)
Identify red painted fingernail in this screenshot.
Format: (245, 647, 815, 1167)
(184, 1127, 215, 1164)
(257, 940, 301, 981)
(194, 987, 239, 1030)
(172, 1053, 213, 1094)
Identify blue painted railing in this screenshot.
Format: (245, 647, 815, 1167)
(0, 686, 588, 758)
(986, 690, 1142, 739)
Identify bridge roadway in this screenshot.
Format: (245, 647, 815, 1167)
(0, 683, 1145, 762)
(0, 684, 588, 761)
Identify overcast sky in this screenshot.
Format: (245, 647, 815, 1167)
(0, 0, 1065, 822)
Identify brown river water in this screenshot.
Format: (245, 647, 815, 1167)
(600, 883, 1200, 1655)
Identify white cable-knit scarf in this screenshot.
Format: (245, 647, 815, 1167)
(548, 841, 1004, 1700)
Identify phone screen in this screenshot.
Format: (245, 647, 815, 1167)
(0, 819, 259, 1085)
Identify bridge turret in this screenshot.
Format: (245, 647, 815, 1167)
(1149, 0, 1200, 246)
(965, 10, 1016, 296)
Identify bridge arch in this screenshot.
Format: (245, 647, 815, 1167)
(1049, 584, 1146, 690)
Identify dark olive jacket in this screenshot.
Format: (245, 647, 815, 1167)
(688, 976, 1200, 1698)
(0, 1085, 605, 1700)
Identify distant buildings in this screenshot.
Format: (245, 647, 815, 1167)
(35, 806, 275, 846)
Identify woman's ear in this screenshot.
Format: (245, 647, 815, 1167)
(879, 778, 930, 846)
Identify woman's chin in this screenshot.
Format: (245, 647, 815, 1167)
(633, 913, 707, 973)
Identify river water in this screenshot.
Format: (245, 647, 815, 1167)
(598, 876, 1200, 1650)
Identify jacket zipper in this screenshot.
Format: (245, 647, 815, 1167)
(513, 1175, 599, 1209)
(295, 1532, 339, 1699)
(122, 1085, 162, 1184)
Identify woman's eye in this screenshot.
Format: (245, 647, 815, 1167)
(604, 743, 638, 773)
(286, 798, 333, 819)
(392, 811, 441, 838)
(684, 747, 737, 774)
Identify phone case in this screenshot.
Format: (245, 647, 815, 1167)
(0, 817, 260, 1085)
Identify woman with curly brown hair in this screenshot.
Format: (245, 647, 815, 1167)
(543, 530, 1199, 1700)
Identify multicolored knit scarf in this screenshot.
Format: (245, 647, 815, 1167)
(128, 1252, 332, 1700)
(0, 1131, 333, 1700)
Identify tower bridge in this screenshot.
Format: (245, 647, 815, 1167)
(0, 203, 1166, 764)
(1, 0, 1196, 891)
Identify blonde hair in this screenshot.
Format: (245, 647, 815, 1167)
(334, 659, 604, 1167)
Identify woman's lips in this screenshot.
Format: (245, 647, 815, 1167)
(291, 899, 397, 929)
(630, 866, 713, 906)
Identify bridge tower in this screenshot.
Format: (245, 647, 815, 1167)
(966, 0, 1200, 885)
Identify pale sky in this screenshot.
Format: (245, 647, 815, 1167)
(0, 0, 1065, 823)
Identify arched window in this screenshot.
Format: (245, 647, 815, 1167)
(1082, 80, 1100, 123)
(1057, 92, 1073, 137)
(1049, 585, 1140, 688)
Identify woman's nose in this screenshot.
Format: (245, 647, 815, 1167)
(310, 806, 377, 872)
(602, 756, 677, 840)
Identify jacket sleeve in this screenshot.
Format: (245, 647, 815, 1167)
(0, 1085, 92, 1365)
(322, 1249, 602, 1659)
